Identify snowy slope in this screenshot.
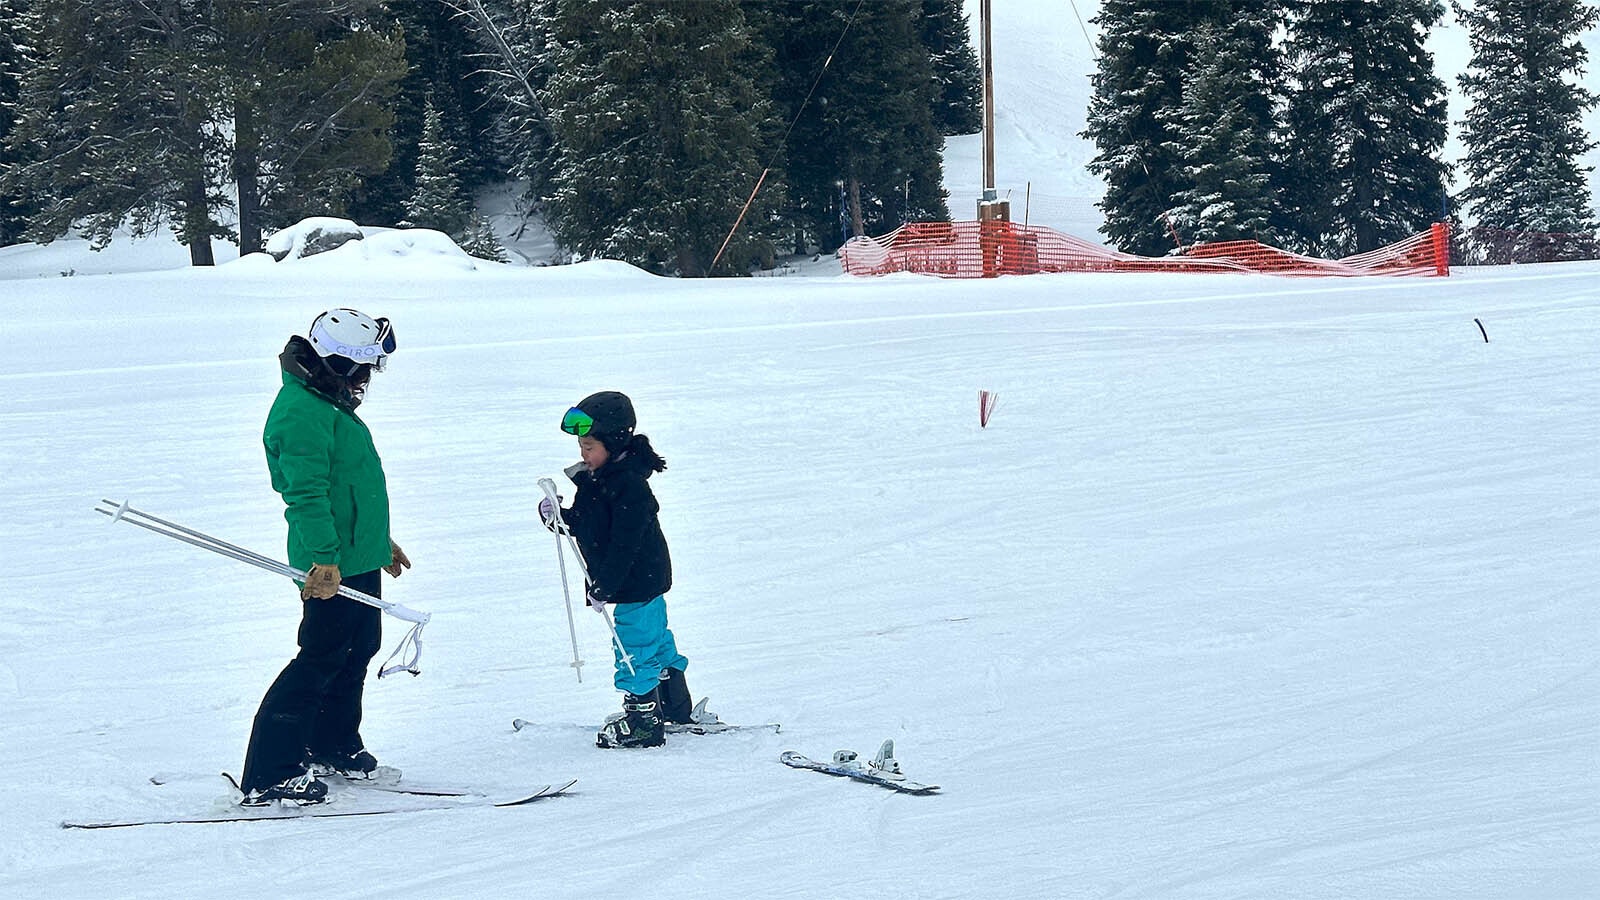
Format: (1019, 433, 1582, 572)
(3, 253, 1598, 899)
(2, 4, 1599, 899)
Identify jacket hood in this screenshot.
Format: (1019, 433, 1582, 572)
(281, 335, 364, 411)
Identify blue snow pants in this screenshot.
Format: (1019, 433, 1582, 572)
(610, 595, 688, 696)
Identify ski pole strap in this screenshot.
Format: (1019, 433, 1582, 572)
(371, 599, 430, 677)
(377, 619, 426, 678)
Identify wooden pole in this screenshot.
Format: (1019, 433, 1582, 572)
(981, 0, 995, 203)
(977, 0, 1009, 225)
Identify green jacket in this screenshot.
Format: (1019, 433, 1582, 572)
(264, 371, 391, 575)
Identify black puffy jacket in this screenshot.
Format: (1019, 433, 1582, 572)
(562, 436, 671, 604)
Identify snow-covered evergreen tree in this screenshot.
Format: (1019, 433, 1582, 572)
(459, 211, 510, 263)
(1084, 0, 1234, 256)
(446, 0, 557, 217)
(221, 1, 406, 254)
(1454, 0, 1598, 234)
(402, 91, 506, 263)
(347, 0, 508, 229)
(2, 0, 230, 264)
(1282, 0, 1451, 256)
(1162, 7, 1284, 245)
(750, 0, 949, 253)
(541, 0, 781, 276)
(0, 0, 33, 245)
(920, 0, 983, 137)
(403, 94, 474, 237)
(0, 0, 403, 261)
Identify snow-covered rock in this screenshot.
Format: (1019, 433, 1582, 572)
(253, 219, 484, 271)
(264, 217, 365, 261)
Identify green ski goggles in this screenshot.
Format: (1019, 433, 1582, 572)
(560, 407, 595, 436)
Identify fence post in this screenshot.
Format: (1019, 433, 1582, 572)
(1431, 222, 1451, 276)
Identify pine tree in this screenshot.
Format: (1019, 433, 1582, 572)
(218, 1, 406, 253)
(541, 0, 781, 276)
(1083, 0, 1233, 256)
(347, 0, 510, 228)
(1162, 5, 1285, 245)
(2, 0, 230, 264)
(1454, 0, 1598, 235)
(403, 94, 474, 237)
(459, 211, 510, 262)
(1, 0, 403, 261)
(745, 1, 846, 253)
(751, 1, 949, 253)
(1282, 0, 1451, 256)
(457, 0, 559, 219)
(0, 0, 34, 245)
(920, 0, 983, 137)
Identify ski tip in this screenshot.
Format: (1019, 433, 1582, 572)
(494, 778, 579, 807)
(511, 718, 532, 732)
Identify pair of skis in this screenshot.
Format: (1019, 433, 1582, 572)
(62, 770, 576, 829)
(511, 696, 780, 737)
(511, 716, 782, 737)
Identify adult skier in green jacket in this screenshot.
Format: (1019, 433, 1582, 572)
(239, 308, 408, 806)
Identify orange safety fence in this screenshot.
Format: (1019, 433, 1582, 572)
(839, 221, 1450, 278)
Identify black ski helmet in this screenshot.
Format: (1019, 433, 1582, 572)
(574, 391, 636, 453)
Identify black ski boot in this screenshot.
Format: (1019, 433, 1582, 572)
(240, 769, 328, 806)
(657, 668, 694, 724)
(596, 690, 665, 748)
(308, 748, 380, 779)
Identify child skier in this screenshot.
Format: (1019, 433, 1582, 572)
(539, 391, 707, 748)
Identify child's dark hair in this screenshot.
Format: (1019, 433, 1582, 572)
(626, 434, 667, 473)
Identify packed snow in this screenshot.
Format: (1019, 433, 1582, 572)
(3, 3, 1599, 898)
(4, 236, 1598, 898)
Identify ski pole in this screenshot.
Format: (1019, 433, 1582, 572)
(537, 478, 586, 683)
(98, 499, 419, 615)
(95, 500, 430, 677)
(535, 478, 636, 677)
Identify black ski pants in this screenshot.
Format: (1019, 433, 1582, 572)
(239, 569, 382, 793)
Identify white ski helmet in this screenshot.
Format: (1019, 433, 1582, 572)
(307, 308, 395, 374)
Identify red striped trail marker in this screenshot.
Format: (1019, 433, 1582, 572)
(979, 390, 998, 428)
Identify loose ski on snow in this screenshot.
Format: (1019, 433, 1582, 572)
(63, 776, 577, 829)
(781, 740, 939, 794)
